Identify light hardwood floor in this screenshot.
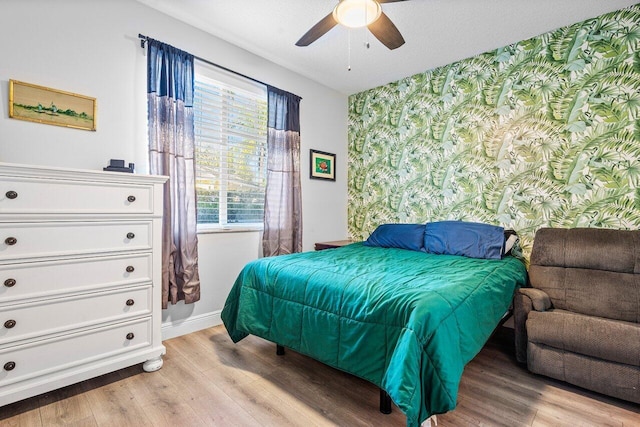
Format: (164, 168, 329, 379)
(1, 326, 638, 426)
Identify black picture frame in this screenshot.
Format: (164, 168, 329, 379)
(310, 149, 336, 181)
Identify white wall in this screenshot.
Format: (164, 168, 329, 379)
(0, 0, 348, 339)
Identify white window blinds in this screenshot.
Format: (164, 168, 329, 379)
(193, 62, 268, 228)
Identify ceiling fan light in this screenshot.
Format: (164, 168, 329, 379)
(333, 0, 382, 29)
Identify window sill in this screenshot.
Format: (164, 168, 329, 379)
(197, 224, 263, 234)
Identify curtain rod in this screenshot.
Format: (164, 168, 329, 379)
(138, 33, 277, 91)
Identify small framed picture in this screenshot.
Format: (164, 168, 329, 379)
(9, 79, 97, 131)
(310, 149, 336, 181)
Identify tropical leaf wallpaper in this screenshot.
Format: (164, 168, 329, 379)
(348, 5, 640, 259)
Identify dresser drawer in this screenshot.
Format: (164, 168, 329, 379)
(0, 254, 152, 303)
(0, 285, 151, 345)
(0, 317, 152, 388)
(0, 178, 153, 215)
(0, 221, 152, 262)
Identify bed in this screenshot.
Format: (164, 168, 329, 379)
(222, 223, 527, 427)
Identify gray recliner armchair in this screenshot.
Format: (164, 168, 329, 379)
(514, 227, 639, 404)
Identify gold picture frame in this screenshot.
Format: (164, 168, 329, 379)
(9, 79, 96, 131)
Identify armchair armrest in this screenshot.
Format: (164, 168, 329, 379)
(513, 287, 552, 363)
(518, 288, 552, 312)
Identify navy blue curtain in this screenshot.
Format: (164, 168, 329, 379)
(263, 86, 303, 256)
(267, 87, 300, 133)
(147, 38, 200, 308)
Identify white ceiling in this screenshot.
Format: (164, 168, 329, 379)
(136, 0, 639, 95)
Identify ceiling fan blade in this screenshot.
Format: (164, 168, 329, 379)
(368, 11, 405, 50)
(377, 0, 408, 3)
(296, 12, 338, 46)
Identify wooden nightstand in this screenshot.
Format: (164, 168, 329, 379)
(314, 240, 354, 251)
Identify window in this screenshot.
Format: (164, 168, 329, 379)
(193, 62, 268, 230)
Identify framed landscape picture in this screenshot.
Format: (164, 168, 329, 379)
(9, 79, 96, 131)
(310, 149, 336, 181)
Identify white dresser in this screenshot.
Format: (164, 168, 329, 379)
(0, 162, 168, 406)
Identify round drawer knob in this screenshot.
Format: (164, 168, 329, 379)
(4, 279, 16, 288)
(127, 195, 136, 203)
(5, 191, 18, 200)
(126, 333, 135, 340)
(4, 320, 16, 329)
(126, 232, 135, 240)
(126, 299, 135, 306)
(4, 361, 15, 371)
(5, 237, 17, 246)
(126, 266, 135, 273)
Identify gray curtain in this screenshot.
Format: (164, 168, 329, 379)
(147, 38, 200, 308)
(263, 86, 303, 256)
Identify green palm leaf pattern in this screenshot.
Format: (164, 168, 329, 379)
(348, 5, 640, 259)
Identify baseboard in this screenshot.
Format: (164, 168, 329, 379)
(161, 310, 222, 341)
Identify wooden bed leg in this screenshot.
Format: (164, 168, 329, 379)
(380, 389, 392, 414)
(276, 344, 285, 356)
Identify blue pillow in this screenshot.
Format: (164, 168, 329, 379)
(363, 223, 425, 252)
(424, 221, 504, 260)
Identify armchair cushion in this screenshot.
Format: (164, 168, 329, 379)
(528, 265, 639, 322)
(528, 228, 640, 322)
(527, 310, 640, 367)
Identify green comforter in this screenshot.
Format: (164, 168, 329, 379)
(222, 243, 527, 426)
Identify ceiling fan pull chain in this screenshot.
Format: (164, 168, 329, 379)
(365, 27, 371, 49)
(348, 29, 352, 71)
(365, 3, 370, 49)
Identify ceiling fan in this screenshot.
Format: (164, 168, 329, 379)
(296, 0, 409, 50)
